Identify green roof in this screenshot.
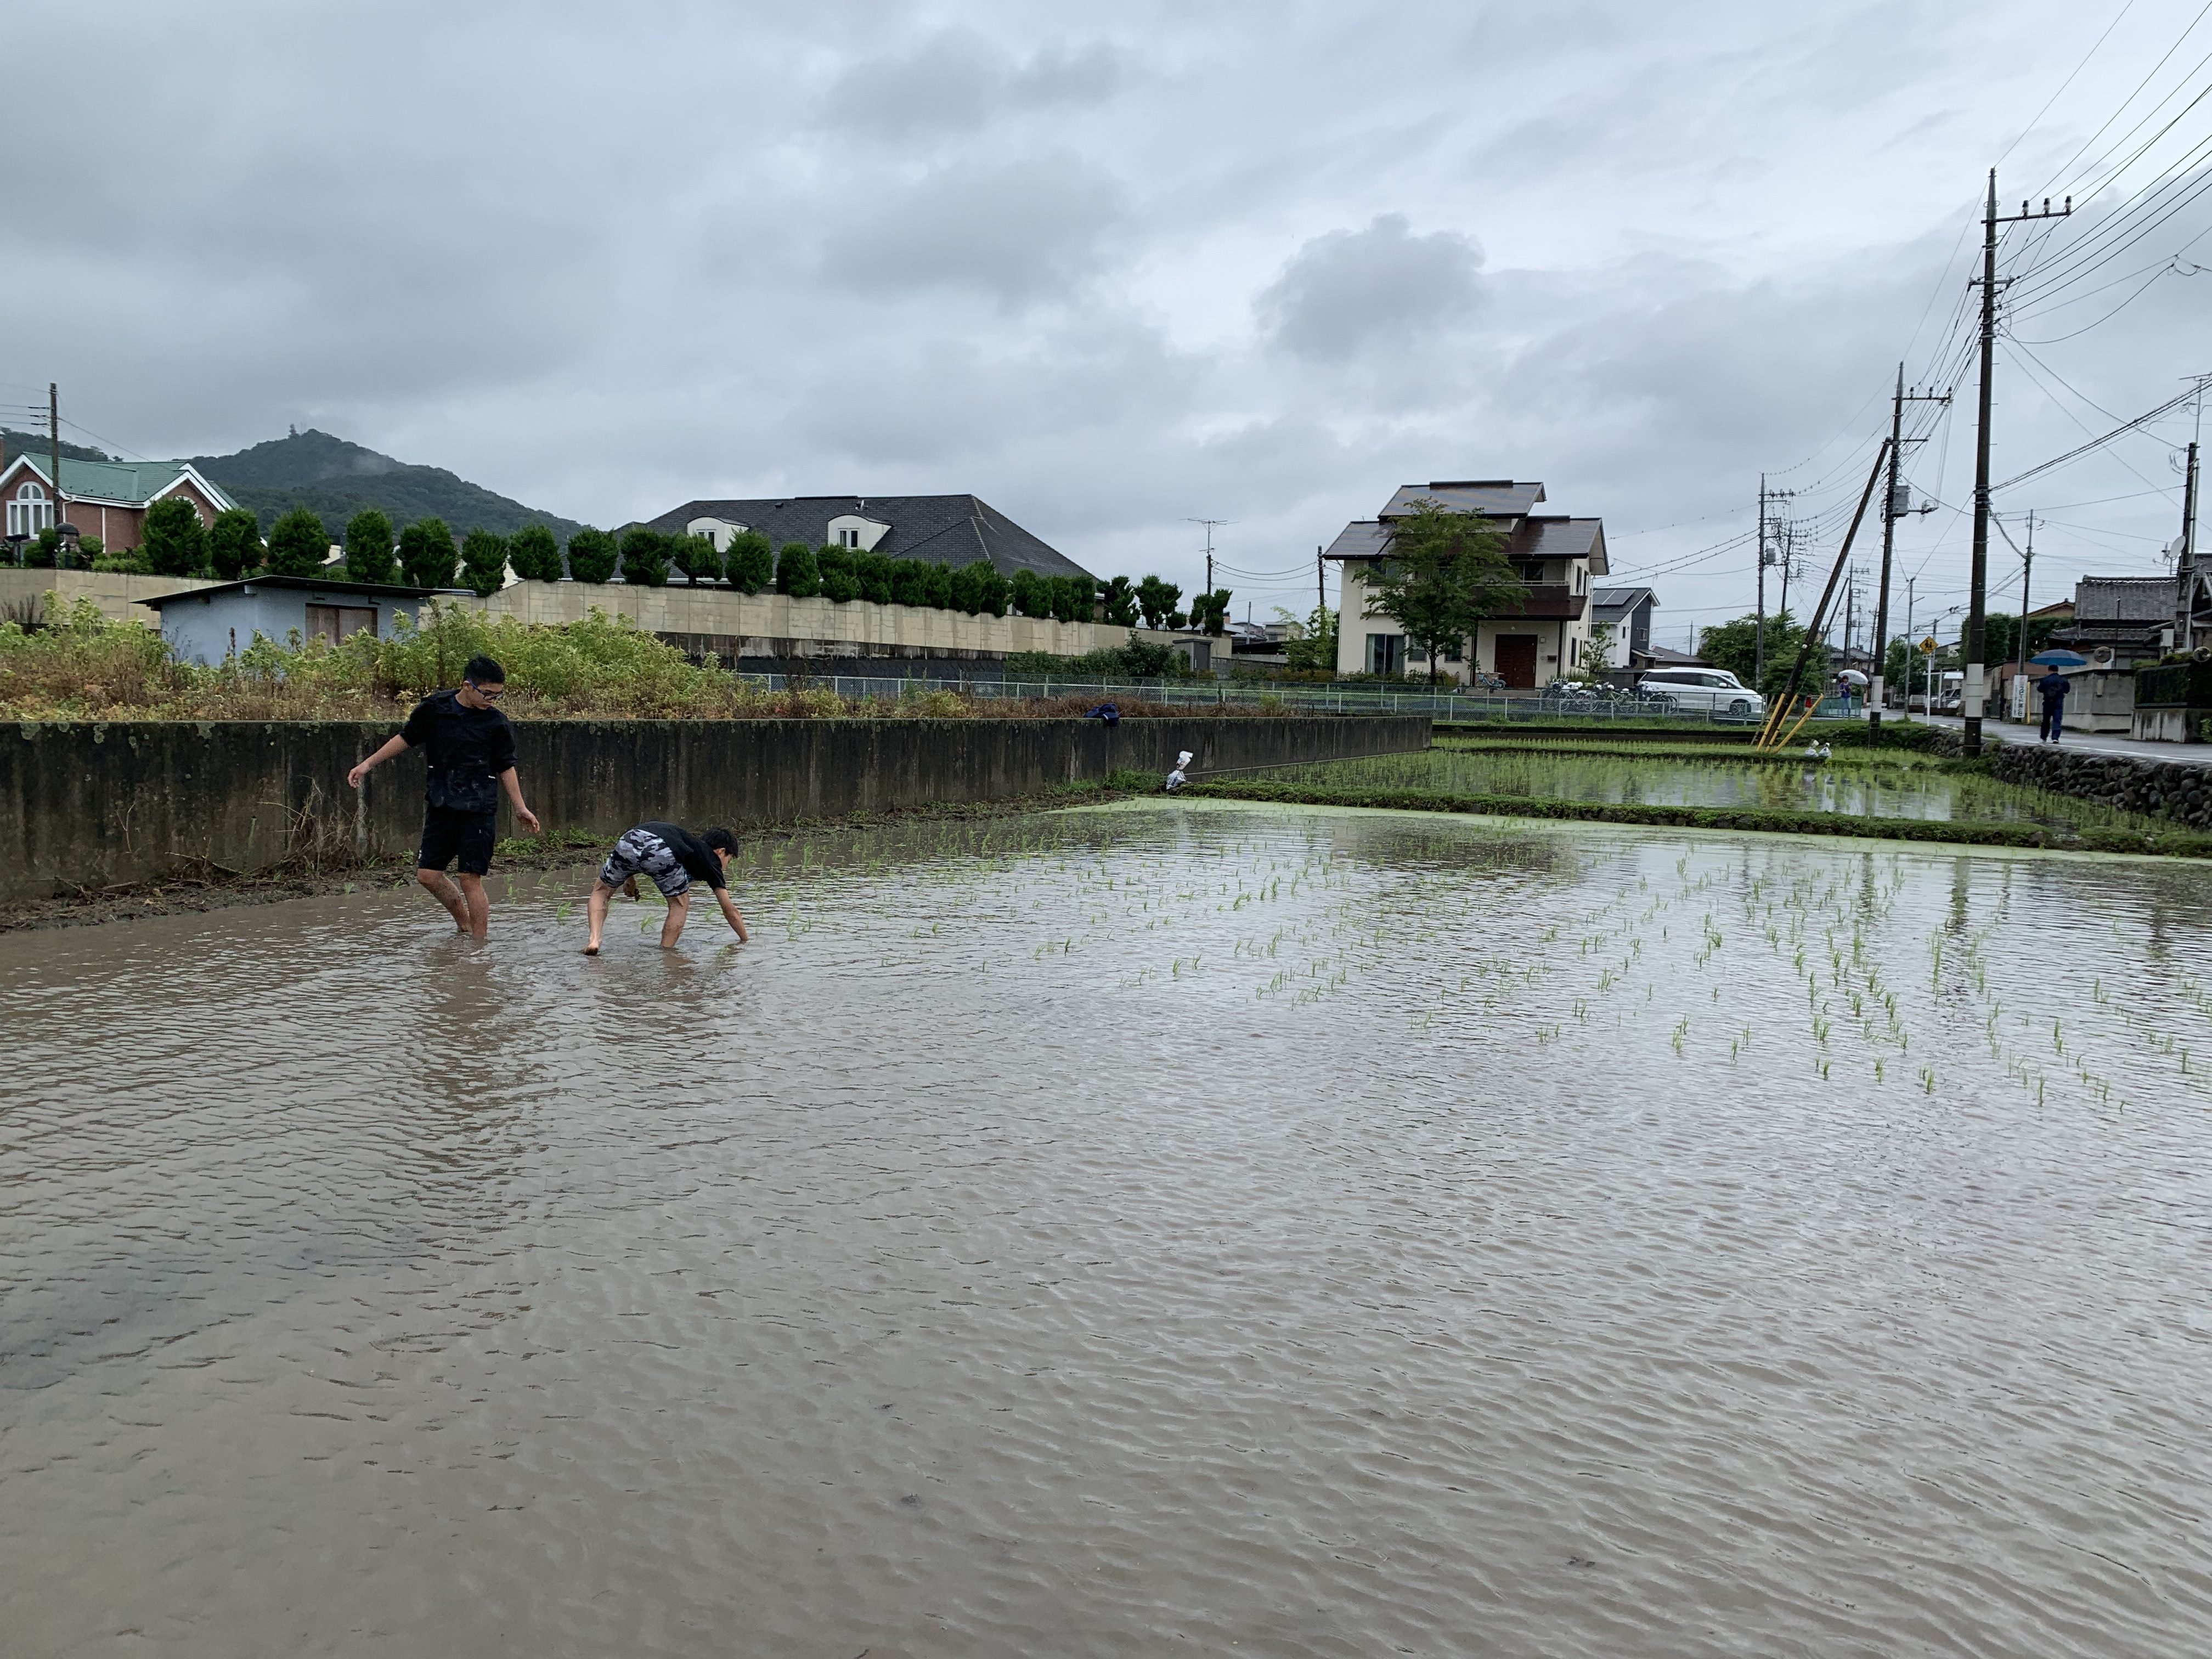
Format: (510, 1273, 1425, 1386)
(9, 453, 235, 511)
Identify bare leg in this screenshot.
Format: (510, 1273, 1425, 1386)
(416, 867, 471, 933)
(453, 873, 490, 940)
(659, 890, 691, 949)
(585, 880, 616, 953)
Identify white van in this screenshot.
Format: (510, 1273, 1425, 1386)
(1638, 667, 1766, 720)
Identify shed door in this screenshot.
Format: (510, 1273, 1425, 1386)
(306, 605, 378, 646)
(1495, 634, 1539, 688)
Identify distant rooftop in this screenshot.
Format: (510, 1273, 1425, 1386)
(644, 493, 1091, 582)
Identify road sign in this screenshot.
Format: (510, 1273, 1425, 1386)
(1918, 636, 1939, 655)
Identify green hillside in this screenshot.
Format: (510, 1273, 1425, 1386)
(2, 430, 117, 467)
(191, 430, 585, 539)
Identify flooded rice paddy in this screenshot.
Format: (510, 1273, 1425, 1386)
(1271, 744, 2154, 832)
(6, 799, 2212, 1657)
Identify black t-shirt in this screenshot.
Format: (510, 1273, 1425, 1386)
(399, 689, 518, 813)
(639, 822, 727, 890)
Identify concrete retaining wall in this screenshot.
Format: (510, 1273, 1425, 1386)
(0, 715, 1428, 900)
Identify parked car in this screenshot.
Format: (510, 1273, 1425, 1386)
(1635, 667, 1767, 720)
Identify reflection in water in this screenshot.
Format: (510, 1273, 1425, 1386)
(5, 801, 2212, 1657)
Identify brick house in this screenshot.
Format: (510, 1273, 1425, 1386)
(1325, 479, 1609, 685)
(0, 454, 235, 552)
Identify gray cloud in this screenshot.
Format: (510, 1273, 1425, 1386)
(1257, 215, 1485, 362)
(820, 151, 1131, 307)
(0, 0, 2200, 634)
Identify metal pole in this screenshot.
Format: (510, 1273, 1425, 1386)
(48, 383, 61, 563)
(1755, 475, 1767, 686)
(1872, 367, 1903, 730)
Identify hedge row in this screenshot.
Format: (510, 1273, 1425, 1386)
(63, 502, 1235, 629)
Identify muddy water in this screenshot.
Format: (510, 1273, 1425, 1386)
(5, 801, 2212, 1657)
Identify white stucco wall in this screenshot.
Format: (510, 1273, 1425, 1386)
(473, 579, 1133, 657)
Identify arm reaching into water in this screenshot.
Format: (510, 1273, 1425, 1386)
(716, 888, 749, 943)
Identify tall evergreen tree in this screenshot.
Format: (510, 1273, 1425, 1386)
(343, 509, 396, 584)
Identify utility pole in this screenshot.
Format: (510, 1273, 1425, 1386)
(1903, 575, 1916, 723)
(2179, 442, 2200, 651)
(1316, 545, 1325, 620)
(47, 383, 61, 562)
(1872, 366, 1950, 732)
(1965, 170, 2070, 755)
(2016, 511, 2035, 710)
(1186, 518, 1228, 599)
(1756, 476, 1767, 685)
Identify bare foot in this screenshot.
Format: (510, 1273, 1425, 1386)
(584, 943, 601, 955)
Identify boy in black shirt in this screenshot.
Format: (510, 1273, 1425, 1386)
(347, 654, 540, 939)
(585, 822, 749, 953)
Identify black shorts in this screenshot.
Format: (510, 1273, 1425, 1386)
(418, 806, 498, 876)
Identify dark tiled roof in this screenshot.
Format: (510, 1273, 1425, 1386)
(1380, 481, 1546, 518)
(1638, 645, 1711, 667)
(1324, 515, 1607, 574)
(644, 494, 1092, 581)
(2073, 575, 2174, 621)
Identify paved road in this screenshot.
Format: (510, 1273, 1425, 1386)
(1908, 713, 2212, 766)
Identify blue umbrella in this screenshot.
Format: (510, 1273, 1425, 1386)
(2030, 649, 2087, 667)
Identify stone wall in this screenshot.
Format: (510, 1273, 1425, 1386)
(0, 715, 1429, 901)
(1981, 739, 2212, 830)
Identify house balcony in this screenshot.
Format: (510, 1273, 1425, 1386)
(1493, 584, 1588, 622)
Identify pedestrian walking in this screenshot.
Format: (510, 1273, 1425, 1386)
(585, 822, 749, 954)
(347, 654, 539, 939)
(2036, 668, 2072, 744)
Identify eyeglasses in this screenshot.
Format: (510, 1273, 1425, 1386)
(468, 683, 505, 700)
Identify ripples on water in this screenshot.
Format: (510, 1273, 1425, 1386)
(5, 800, 2212, 1657)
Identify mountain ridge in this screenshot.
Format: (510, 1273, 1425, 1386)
(189, 430, 586, 540)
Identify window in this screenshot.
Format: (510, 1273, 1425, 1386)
(7, 482, 52, 539)
(305, 605, 378, 646)
(1515, 561, 1545, 583)
(839, 528, 861, 548)
(1365, 633, 1405, 675)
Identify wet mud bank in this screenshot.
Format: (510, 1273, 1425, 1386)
(0, 715, 1427, 904)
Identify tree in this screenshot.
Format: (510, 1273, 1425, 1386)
(398, 518, 457, 589)
(1368, 499, 1525, 684)
(461, 528, 509, 596)
(673, 532, 721, 584)
(264, 507, 331, 578)
(776, 541, 820, 598)
(209, 507, 262, 580)
(817, 545, 860, 602)
(343, 509, 396, 584)
(1135, 574, 1181, 630)
(507, 523, 562, 583)
(1189, 588, 1233, 635)
(1699, 610, 1830, 701)
(144, 496, 212, 578)
(725, 531, 774, 594)
(1274, 604, 1339, 674)
(1010, 569, 1050, 618)
(1049, 575, 1093, 624)
(1581, 620, 1616, 676)
(889, 558, 933, 608)
(1099, 574, 1138, 627)
(618, 527, 670, 586)
(566, 527, 619, 583)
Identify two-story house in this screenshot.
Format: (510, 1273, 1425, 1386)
(1325, 479, 1608, 685)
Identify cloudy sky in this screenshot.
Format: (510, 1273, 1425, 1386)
(12, 1, 2212, 644)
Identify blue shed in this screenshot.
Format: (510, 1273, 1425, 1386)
(140, 574, 452, 665)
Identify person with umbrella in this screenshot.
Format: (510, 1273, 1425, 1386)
(2030, 650, 2085, 743)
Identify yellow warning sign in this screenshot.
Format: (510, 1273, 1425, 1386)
(1918, 636, 1939, 654)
